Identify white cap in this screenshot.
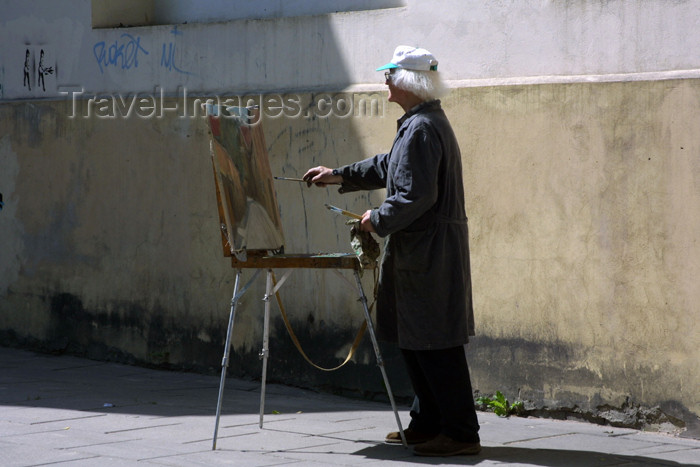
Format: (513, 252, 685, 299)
(376, 45, 438, 72)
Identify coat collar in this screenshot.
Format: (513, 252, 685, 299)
(397, 99, 442, 129)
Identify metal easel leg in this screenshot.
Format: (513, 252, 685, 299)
(353, 269, 408, 448)
(212, 270, 241, 450)
(212, 268, 262, 450)
(259, 269, 273, 428)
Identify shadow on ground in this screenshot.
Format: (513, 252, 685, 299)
(353, 443, 700, 466)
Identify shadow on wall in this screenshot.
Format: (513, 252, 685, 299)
(92, 0, 406, 28)
(0, 13, 404, 402)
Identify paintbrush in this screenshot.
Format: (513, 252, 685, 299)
(324, 204, 363, 220)
(274, 176, 307, 182)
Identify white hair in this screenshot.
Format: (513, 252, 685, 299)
(391, 68, 448, 101)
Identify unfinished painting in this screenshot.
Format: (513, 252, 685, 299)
(207, 105, 284, 259)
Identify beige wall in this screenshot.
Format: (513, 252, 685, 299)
(1, 79, 698, 420)
(452, 80, 700, 419)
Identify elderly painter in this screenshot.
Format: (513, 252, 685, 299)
(303, 46, 481, 457)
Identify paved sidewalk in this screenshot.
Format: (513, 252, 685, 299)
(1, 347, 699, 466)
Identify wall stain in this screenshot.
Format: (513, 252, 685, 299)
(2, 291, 696, 437)
(38, 292, 226, 372)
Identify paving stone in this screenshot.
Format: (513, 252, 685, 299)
(2, 347, 699, 467)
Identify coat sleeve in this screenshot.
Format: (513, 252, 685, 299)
(371, 122, 442, 237)
(336, 152, 390, 193)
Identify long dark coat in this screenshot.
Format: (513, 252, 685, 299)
(336, 99, 475, 350)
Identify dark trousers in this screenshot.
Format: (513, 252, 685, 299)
(401, 346, 480, 443)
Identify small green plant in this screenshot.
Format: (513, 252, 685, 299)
(476, 391, 523, 417)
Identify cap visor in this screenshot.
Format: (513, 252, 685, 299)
(376, 63, 398, 71)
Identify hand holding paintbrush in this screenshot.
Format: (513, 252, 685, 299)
(301, 166, 343, 187)
(275, 166, 342, 187)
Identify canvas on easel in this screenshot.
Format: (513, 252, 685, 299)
(208, 105, 284, 260)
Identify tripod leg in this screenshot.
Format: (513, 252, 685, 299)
(353, 269, 407, 447)
(212, 270, 241, 450)
(259, 269, 273, 428)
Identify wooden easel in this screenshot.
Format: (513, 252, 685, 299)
(206, 106, 406, 450)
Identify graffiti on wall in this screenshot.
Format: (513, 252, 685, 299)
(22, 46, 56, 94)
(37, 49, 54, 91)
(160, 26, 193, 75)
(4, 29, 198, 99)
(92, 27, 195, 76)
(93, 33, 149, 74)
(23, 50, 31, 90)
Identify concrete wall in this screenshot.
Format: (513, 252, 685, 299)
(454, 80, 700, 427)
(4, 0, 700, 100)
(1, 0, 699, 430)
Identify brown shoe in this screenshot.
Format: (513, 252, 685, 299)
(385, 427, 438, 445)
(413, 433, 481, 457)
